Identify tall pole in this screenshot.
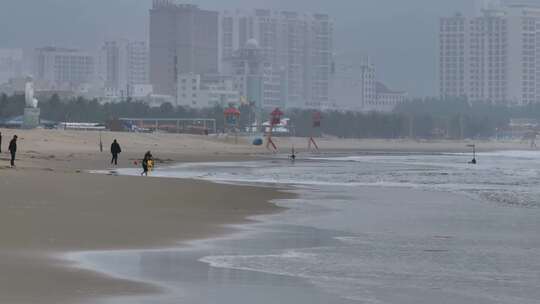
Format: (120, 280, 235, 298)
(460, 114, 464, 140)
(409, 114, 414, 138)
(174, 55, 178, 108)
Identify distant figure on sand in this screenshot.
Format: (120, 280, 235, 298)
(8, 135, 17, 167)
(141, 151, 153, 176)
(0, 131, 2, 153)
(290, 147, 297, 162)
(110, 139, 122, 166)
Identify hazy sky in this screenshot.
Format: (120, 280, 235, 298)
(0, 0, 478, 97)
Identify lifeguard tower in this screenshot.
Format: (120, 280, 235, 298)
(224, 107, 241, 143)
(266, 108, 283, 152)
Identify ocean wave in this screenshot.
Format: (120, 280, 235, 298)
(107, 152, 540, 208)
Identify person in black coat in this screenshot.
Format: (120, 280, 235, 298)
(110, 139, 122, 166)
(141, 151, 152, 176)
(8, 135, 17, 167)
(0, 131, 2, 153)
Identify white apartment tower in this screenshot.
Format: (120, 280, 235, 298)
(440, 4, 540, 105)
(102, 40, 149, 97)
(220, 9, 333, 109)
(222, 39, 284, 109)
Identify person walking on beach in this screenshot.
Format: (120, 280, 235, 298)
(110, 139, 122, 166)
(289, 146, 297, 162)
(0, 131, 2, 153)
(141, 151, 153, 176)
(8, 135, 17, 167)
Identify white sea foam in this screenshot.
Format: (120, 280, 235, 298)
(86, 151, 540, 303)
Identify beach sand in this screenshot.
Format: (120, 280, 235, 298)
(0, 128, 531, 303)
(0, 128, 293, 304)
(1, 128, 533, 172)
(0, 169, 288, 304)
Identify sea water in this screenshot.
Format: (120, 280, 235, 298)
(86, 151, 540, 304)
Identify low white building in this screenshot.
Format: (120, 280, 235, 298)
(364, 82, 408, 112)
(177, 73, 239, 108)
(331, 56, 407, 112)
(103, 84, 153, 99)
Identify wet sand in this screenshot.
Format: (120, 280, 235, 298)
(0, 169, 288, 304)
(0, 128, 292, 304)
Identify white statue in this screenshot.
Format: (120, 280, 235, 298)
(25, 76, 39, 108)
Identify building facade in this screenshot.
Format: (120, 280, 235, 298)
(150, 0, 219, 97)
(0, 49, 23, 85)
(176, 73, 239, 108)
(102, 40, 150, 98)
(222, 39, 284, 109)
(220, 9, 333, 109)
(440, 4, 540, 105)
(331, 56, 406, 112)
(34, 47, 95, 89)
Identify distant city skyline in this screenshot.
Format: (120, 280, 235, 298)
(0, 0, 482, 98)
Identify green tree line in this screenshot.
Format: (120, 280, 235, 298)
(2, 93, 540, 139)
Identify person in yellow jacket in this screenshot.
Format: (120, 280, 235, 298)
(141, 151, 154, 176)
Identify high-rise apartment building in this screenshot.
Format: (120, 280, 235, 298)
(102, 40, 149, 97)
(34, 47, 95, 88)
(220, 9, 333, 109)
(222, 39, 284, 109)
(150, 0, 219, 96)
(440, 4, 540, 105)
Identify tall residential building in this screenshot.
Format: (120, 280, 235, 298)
(220, 9, 333, 109)
(0, 49, 23, 84)
(102, 40, 150, 97)
(440, 4, 540, 105)
(150, 0, 219, 96)
(34, 47, 95, 88)
(222, 39, 284, 109)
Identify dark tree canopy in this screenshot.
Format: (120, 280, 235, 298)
(0, 94, 536, 139)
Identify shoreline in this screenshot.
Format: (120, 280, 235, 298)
(0, 129, 295, 304)
(0, 169, 292, 304)
(0, 128, 536, 303)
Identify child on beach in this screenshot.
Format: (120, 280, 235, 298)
(141, 151, 153, 176)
